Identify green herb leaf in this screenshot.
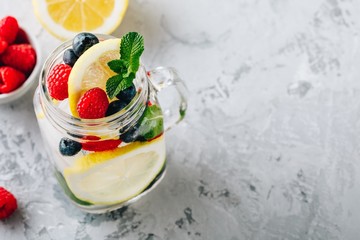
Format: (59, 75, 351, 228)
(108, 59, 128, 74)
(54, 170, 92, 206)
(138, 105, 164, 140)
(113, 74, 135, 97)
(106, 75, 123, 99)
(106, 73, 136, 99)
(105, 32, 144, 98)
(120, 32, 144, 74)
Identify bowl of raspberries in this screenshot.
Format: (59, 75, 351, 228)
(0, 16, 40, 104)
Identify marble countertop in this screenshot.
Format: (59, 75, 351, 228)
(1, 0, 360, 239)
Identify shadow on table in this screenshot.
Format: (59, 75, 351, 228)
(52, 157, 243, 240)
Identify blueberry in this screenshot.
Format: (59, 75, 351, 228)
(105, 100, 128, 116)
(120, 125, 145, 143)
(116, 84, 136, 103)
(72, 32, 99, 57)
(59, 138, 82, 156)
(63, 49, 78, 67)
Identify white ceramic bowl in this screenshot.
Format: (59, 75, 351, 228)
(0, 29, 42, 104)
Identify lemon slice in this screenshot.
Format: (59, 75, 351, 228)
(32, 0, 128, 40)
(64, 136, 166, 204)
(68, 38, 120, 117)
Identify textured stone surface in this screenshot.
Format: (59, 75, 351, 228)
(1, 0, 360, 239)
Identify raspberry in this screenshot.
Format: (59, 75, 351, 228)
(0, 66, 26, 93)
(77, 87, 109, 119)
(82, 135, 121, 152)
(0, 187, 17, 220)
(0, 36, 8, 54)
(0, 44, 36, 74)
(0, 16, 19, 44)
(47, 64, 72, 100)
(14, 28, 30, 44)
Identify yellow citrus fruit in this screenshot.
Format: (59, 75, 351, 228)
(67, 38, 120, 117)
(64, 136, 166, 204)
(32, 0, 128, 40)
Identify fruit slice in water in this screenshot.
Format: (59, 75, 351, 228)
(68, 38, 120, 117)
(32, 0, 128, 40)
(63, 136, 166, 205)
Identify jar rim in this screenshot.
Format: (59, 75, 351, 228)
(38, 34, 149, 138)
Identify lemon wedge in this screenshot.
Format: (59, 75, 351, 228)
(63, 136, 166, 205)
(32, 0, 128, 40)
(68, 38, 120, 117)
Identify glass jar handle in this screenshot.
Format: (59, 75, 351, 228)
(147, 67, 188, 131)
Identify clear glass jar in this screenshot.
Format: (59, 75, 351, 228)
(33, 34, 187, 213)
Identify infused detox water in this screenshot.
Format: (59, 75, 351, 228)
(34, 32, 169, 212)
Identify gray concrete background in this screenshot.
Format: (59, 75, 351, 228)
(1, 0, 360, 239)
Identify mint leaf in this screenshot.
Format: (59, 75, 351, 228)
(54, 170, 92, 206)
(108, 59, 128, 74)
(113, 74, 135, 97)
(107, 73, 135, 99)
(120, 32, 144, 74)
(106, 75, 123, 99)
(138, 105, 164, 140)
(106, 32, 144, 99)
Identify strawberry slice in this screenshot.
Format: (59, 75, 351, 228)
(82, 135, 121, 152)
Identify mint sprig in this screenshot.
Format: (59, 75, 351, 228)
(137, 105, 164, 140)
(106, 32, 144, 99)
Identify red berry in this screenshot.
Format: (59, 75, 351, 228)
(0, 187, 17, 220)
(0, 44, 36, 74)
(14, 28, 30, 44)
(0, 36, 8, 54)
(77, 87, 109, 119)
(47, 64, 72, 100)
(0, 16, 19, 44)
(0, 66, 26, 93)
(82, 135, 121, 152)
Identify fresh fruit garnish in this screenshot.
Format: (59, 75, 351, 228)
(77, 87, 109, 119)
(63, 135, 165, 204)
(106, 32, 144, 99)
(68, 38, 120, 117)
(0, 36, 8, 54)
(14, 28, 30, 44)
(116, 83, 136, 103)
(0, 187, 17, 219)
(54, 171, 92, 206)
(47, 64, 72, 100)
(120, 104, 164, 142)
(72, 32, 99, 57)
(137, 105, 164, 140)
(105, 100, 127, 117)
(120, 124, 144, 143)
(0, 44, 36, 74)
(0, 16, 19, 44)
(0, 66, 26, 94)
(63, 49, 78, 67)
(82, 135, 121, 152)
(32, 0, 129, 40)
(59, 138, 82, 156)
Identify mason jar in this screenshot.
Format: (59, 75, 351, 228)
(33, 34, 187, 213)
